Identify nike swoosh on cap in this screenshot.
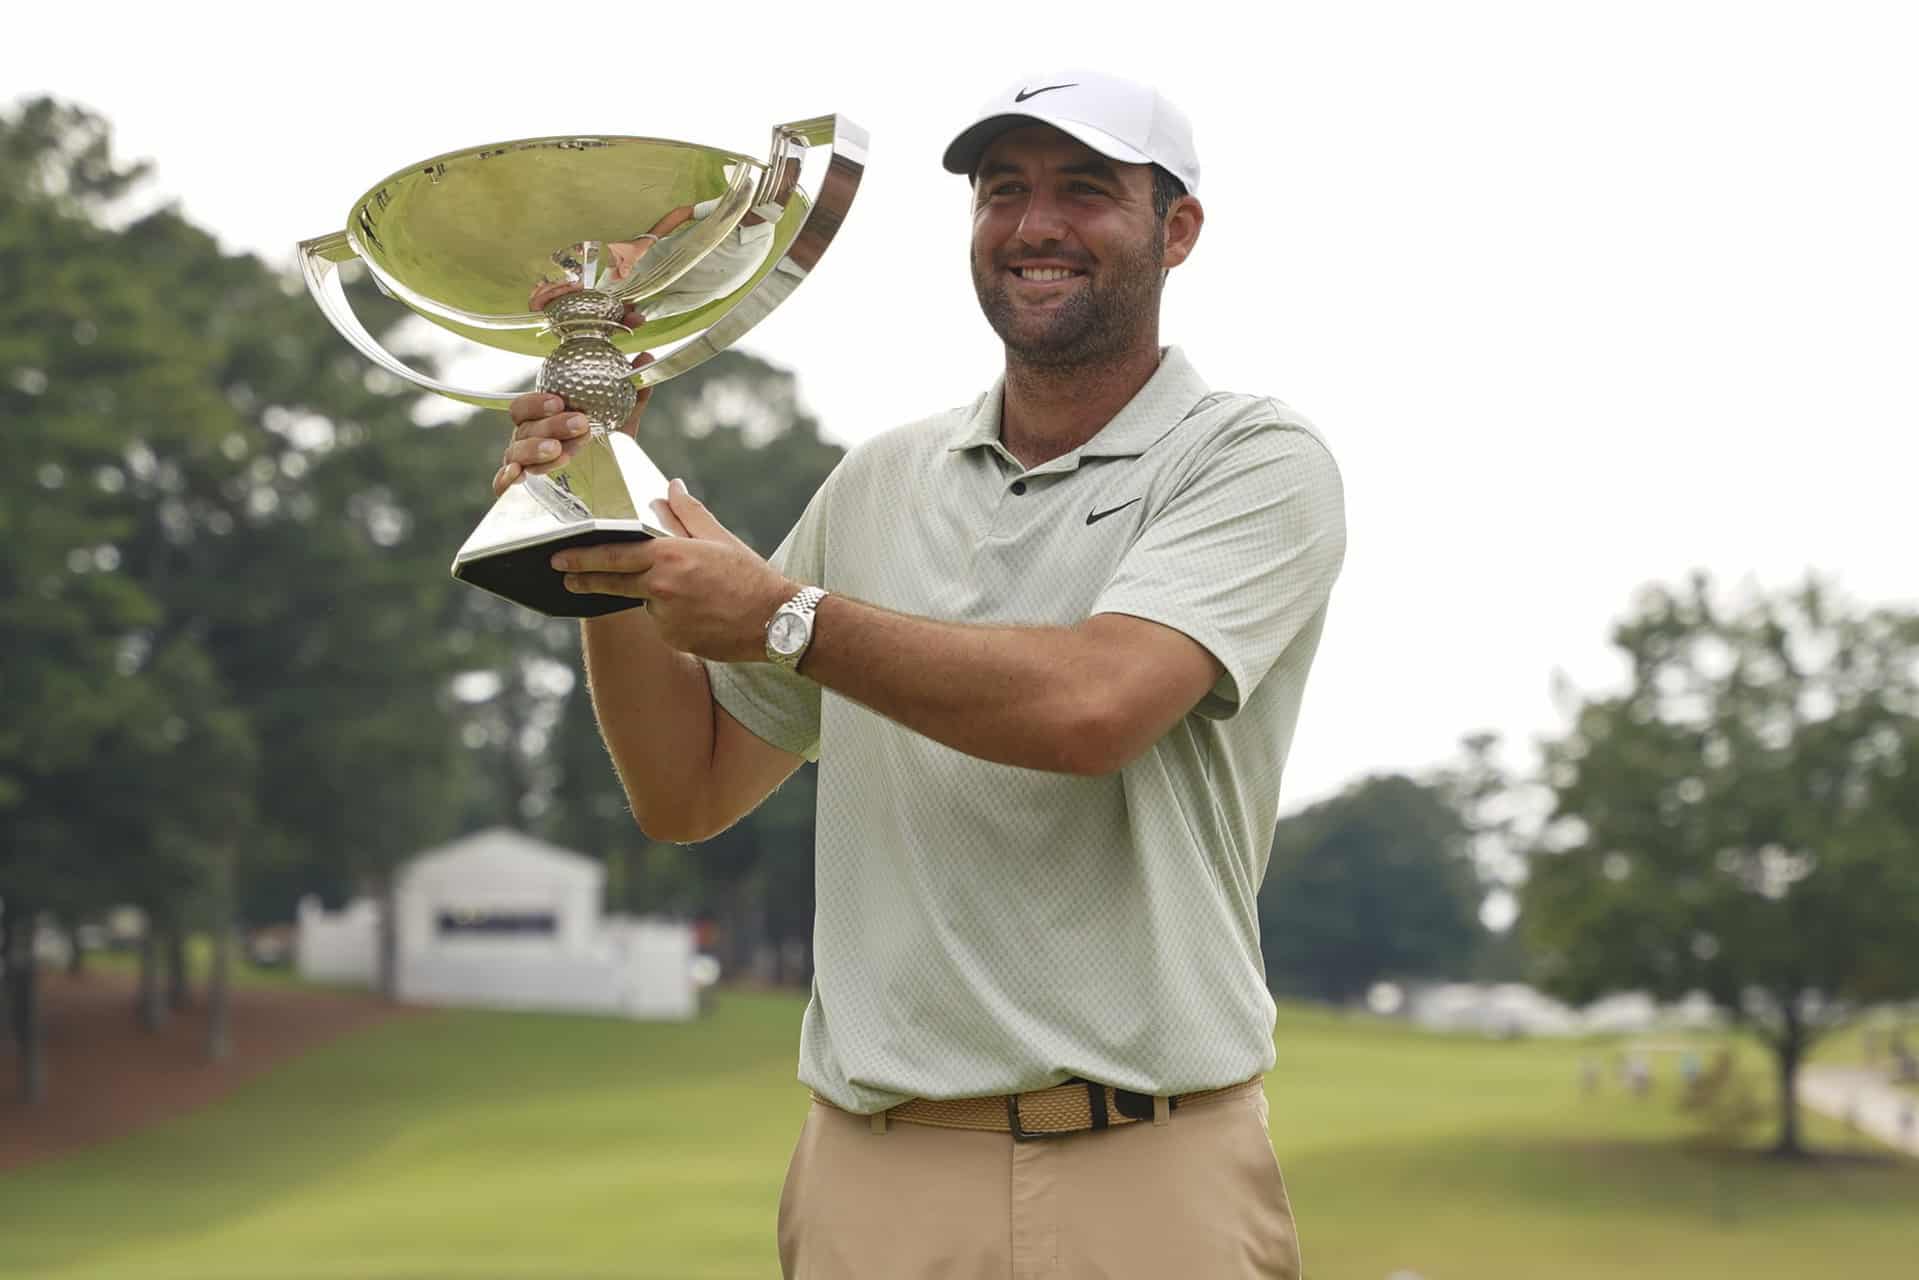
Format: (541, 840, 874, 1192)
(1086, 498, 1142, 525)
(1014, 84, 1077, 103)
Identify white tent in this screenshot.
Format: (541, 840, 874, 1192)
(297, 828, 705, 1020)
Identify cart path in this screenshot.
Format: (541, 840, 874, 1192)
(1798, 1065, 1919, 1157)
(0, 970, 414, 1173)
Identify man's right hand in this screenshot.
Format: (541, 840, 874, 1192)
(492, 351, 655, 498)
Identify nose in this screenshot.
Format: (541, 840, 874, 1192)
(1014, 187, 1069, 246)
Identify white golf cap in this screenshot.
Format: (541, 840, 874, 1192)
(942, 70, 1200, 195)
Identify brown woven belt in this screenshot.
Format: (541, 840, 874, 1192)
(812, 1075, 1263, 1142)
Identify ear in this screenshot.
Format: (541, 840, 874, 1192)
(1161, 195, 1204, 270)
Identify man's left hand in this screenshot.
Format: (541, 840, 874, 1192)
(551, 479, 796, 664)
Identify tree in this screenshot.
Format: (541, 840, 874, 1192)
(1521, 574, 1919, 1156)
(1259, 773, 1484, 1003)
(0, 97, 252, 1088)
(1, 99, 849, 1112)
(2, 97, 484, 1089)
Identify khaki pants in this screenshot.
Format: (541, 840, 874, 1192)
(777, 1079, 1301, 1279)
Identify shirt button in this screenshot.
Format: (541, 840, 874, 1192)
(1010, 480, 1027, 495)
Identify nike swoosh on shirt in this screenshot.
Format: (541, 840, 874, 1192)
(1086, 498, 1142, 525)
(1014, 84, 1077, 103)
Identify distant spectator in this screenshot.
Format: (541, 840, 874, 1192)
(1625, 1052, 1652, 1097)
(1891, 1027, 1918, 1083)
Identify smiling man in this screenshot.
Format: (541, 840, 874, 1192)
(496, 70, 1344, 1279)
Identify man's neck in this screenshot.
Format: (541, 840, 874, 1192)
(999, 338, 1163, 470)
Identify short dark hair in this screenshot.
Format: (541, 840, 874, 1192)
(1150, 164, 1188, 219)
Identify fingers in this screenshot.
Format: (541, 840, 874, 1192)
(561, 572, 646, 600)
(509, 408, 590, 446)
(664, 479, 744, 546)
(503, 347, 652, 496)
(510, 397, 589, 446)
(501, 395, 592, 478)
(648, 495, 691, 538)
(505, 435, 576, 474)
(496, 394, 564, 495)
(510, 392, 564, 424)
(500, 418, 591, 478)
(550, 542, 655, 575)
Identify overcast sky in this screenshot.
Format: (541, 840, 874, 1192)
(12, 1, 1916, 813)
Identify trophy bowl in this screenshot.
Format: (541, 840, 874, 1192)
(299, 116, 866, 617)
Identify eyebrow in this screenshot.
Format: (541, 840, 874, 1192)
(975, 157, 1124, 185)
(1059, 158, 1123, 183)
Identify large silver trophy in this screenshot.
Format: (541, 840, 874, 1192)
(299, 116, 865, 616)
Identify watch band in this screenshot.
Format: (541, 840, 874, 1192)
(766, 586, 828, 670)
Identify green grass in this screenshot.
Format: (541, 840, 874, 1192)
(2, 995, 1913, 1280)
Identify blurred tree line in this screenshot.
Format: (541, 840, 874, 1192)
(5, 99, 1914, 1165)
(0, 99, 837, 1101)
(1261, 577, 1919, 1157)
(0, 95, 1509, 1111)
(1259, 764, 1503, 1007)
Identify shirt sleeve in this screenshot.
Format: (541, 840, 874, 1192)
(1091, 419, 1346, 719)
(702, 475, 833, 760)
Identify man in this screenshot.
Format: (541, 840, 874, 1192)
(494, 71, 1344, 1279)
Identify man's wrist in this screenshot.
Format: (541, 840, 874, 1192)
(763, 583, 826, 669)
(746, 578, 796, 661)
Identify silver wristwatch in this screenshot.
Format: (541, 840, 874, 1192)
(765, 586, 828, 670)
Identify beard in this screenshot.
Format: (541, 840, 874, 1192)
(971, 221, 1165, 370)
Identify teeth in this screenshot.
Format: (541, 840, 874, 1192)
(1017, 267, 1077, 281)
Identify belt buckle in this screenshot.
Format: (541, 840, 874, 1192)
(1006, 1093, 1070, 1143)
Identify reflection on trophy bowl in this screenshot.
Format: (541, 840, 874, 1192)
(298, 117, 866, 617)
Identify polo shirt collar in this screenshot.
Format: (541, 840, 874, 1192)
(945, 347, 1212, 461)
(946, 385, 1007, 453)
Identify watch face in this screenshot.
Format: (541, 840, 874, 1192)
(769, 611, 807, 655)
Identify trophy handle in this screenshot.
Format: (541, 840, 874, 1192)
(298, 231, 523, 411)
(633, 114, 869, 388)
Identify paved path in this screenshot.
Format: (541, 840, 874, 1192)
(1798, 1065, 1919, 1156)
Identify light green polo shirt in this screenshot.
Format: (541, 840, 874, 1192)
(705, 347, 1345, 1114)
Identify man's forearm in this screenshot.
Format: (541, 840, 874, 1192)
(581, 609, 719, 835)
(543, 484, 1214, 783)
(796, 596, 1197, 776)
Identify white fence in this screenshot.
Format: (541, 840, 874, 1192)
(295, 896, 379, 986)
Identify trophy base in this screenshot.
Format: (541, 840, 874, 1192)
(454, 523, 660, 618)
(451, 431, 674, 617)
